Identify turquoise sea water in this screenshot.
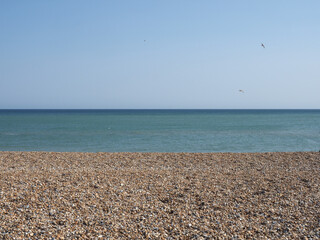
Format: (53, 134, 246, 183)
(0, 110, 319, 152)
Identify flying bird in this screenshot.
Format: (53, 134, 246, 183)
(261, 43, 265, 48)
(239, 90, 244, 93)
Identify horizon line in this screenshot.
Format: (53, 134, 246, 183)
(0, 108, 319, 111)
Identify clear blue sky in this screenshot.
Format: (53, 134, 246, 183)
(1, 1, 319, 109)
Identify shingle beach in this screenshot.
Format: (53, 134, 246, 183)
(0, 151, 319, 239)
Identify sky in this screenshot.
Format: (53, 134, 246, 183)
(1, 1, 320, 109)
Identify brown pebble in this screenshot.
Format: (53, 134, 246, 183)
(0, 151, 319, 238)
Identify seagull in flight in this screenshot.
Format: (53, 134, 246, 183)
(261, 43, 265, 48)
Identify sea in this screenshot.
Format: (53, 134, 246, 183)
(0, 109, 319, 153)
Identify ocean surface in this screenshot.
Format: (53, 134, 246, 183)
(0, 109, 319, 153)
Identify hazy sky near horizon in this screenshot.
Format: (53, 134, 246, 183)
(1, 1, 320, 109)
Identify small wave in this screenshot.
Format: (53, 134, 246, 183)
(0, 132, 20, 136)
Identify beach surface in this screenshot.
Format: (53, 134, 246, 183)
(0, 151, 319, 239)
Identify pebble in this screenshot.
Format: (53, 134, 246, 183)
(0, 151, 319, 238)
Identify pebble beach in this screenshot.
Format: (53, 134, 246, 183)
(0, 151, 319, 239)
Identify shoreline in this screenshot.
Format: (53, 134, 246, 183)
(1, 151, 319, 238)
(1, 150, 318, 153)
